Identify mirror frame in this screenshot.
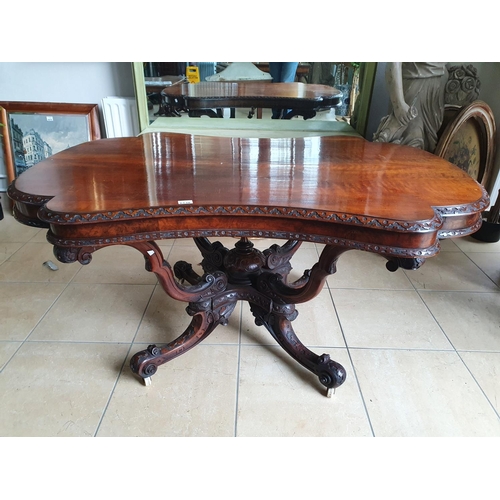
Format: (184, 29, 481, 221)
(131, 62, 377, 136)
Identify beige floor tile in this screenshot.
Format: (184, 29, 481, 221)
(460, 351, 500, 414)
(29, 229, 51, 243)
(0, 282, 67, 341)
(420, 291, 500, 351)
(73, 245, 158, 285)
(350, 349, 500, 436)
(241, 288, 345, 347)
(97, 344, 238, 437)
(0, 242, 81, 283)
(166, 244, 206, 276)
(0, 211, 41, 243)
(332, 289, 452, 349)
(327, 250, 414, 289)
(135, 285, 240, 344)
(29, 283, 154, 342)
(438, 238, 461, 252)
(404, 251, 499, 291)
(465, 252, 500, 287)
(0, 242, 24, 265)
(0, 342, 21, 371)
(156, 239, 175, 250)
(0, 341, 129, 436)
(286, 246, 321, 283)
(453, 235, 500, 253)
(236, 346, 371, 436)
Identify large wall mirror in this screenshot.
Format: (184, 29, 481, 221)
(131, 62, 377, 137)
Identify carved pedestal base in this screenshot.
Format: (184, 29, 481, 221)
(126, 237, 350, 397)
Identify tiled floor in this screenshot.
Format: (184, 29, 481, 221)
(1, 193, 500, 437)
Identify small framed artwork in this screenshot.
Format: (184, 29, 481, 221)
(0, 101, 101, 183)
(435, 100, 496, 189)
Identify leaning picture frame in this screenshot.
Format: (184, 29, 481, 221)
(0, 101, 101, 184)
(435, 100, 496, 190)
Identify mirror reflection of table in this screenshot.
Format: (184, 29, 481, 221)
(8, 133, 488, 397)
(160, 81, 342, 119)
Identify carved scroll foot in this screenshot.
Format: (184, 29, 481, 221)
(385, 256, 425, 272)
(250, 304, 346, 396)
(130, 300, 237, 384)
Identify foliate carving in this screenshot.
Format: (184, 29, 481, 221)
(7, 184, 52, 205)
(263, 240, 301, 272)
(53, 246, 94, 265)
(200, 240, 229, 273)
(316, 354, 347, 389)
(48, 231, 443, 261)
(434, 185, 489, 215)
(445, 65, 481, 106)
(39, 204, 445, 232)
(438, 218, 483, 238)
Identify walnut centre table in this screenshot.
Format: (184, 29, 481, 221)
(8, 132, 489, 397)
(160, 81, 342, 119)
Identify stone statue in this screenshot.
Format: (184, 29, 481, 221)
(445, 64, 480, 106)
(373, 62, 448, 152)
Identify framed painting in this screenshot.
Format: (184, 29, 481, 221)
(0, 102, 101, 183)
(435, 100, 496, 189)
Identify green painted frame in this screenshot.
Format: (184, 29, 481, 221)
(131, 62, 378, 136)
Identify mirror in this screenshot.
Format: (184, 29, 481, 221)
(131, 62, 377, 137)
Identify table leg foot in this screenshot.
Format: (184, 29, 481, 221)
(130, 301, 237, 384)
(251, 303, 347, 396)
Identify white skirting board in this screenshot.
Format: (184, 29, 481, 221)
(101, 97, 140, 138)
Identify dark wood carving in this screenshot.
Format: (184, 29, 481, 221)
(7, 132, 489, 397)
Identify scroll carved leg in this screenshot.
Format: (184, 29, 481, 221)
(130, 300, 237, 384)
(250, 303, 347, 397)
(256, 244, 351, 305)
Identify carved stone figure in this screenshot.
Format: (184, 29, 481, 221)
(373, 62, 448, 152)
(445, 65, 481, 106)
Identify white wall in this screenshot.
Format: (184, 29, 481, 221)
(0, 62, 135, 191)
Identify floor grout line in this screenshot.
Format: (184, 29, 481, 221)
(326, 284, 376, 437)
(93, 281, 158, 437)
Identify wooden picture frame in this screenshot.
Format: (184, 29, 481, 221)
(435, 100, 496, 188)
(0, 102, 101, 184)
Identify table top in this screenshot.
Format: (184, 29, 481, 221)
(8, 132, 488, 258)
(161, 82, 341, 101)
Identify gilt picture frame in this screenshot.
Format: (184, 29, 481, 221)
(0, 101, 101, 184)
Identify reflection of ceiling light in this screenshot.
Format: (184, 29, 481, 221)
(206, 62, 272, 82)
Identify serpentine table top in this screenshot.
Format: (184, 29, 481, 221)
(160, 81, 342, 118)
(8, 132, 489, 397)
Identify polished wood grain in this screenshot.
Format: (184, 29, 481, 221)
(10, 133, 487, 247)
(7, 132, 489, 396)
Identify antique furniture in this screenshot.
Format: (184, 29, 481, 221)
(8, 133, 488, 397)
(159, 81, 342, 119)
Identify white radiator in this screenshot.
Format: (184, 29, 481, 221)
(101, 97, 140, 138)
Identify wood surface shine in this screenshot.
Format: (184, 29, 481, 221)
(13, 132, 485, 224)
(162, 82, 341, 100)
